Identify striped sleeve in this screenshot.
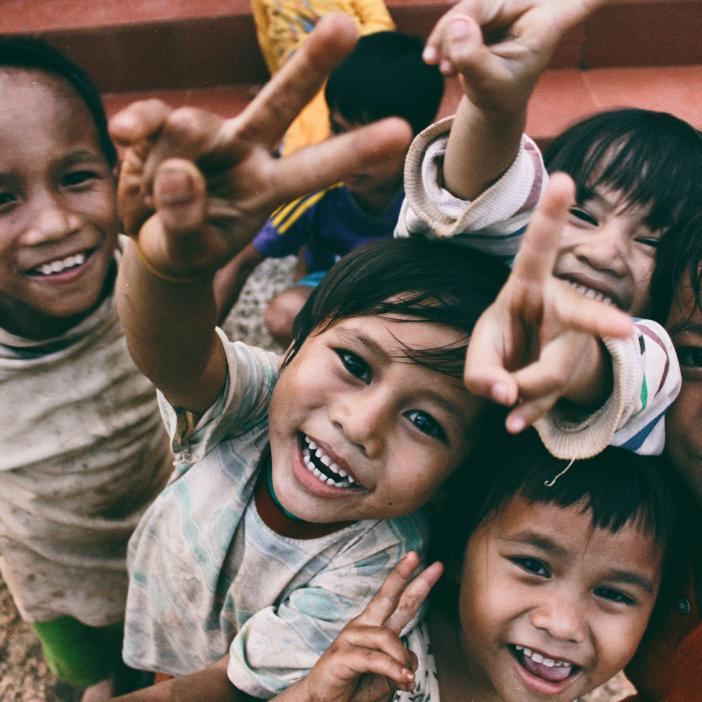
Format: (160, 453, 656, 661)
(535, 319, 681, 459)
(395, 116, 547, 265)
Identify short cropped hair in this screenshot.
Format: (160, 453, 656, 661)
(544, 109, 702, 235)
(283, 237, 510, 379)
(0, 36, 117, 168)
(324, 31, 444, 135)
(436, 428, 693, 624)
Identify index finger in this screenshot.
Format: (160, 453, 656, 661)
(224, 13, 359, 150)
(511, 172, 574, 286)
(355, 552, 426, 628)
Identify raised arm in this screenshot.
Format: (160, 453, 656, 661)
(424, 0, 606, 200)
(112, 14, 412, 414)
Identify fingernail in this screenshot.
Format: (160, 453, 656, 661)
(422, 46, 438, 63)
(450, 19, 471, 40)
(508, 415, 526, 433)
(439, 59, 453, 74)
(492, 383, 511, 405)
(158, 168, 195, 205)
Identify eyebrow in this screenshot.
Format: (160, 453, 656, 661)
(59, 149, 106, 168)
(673, 323, 702, 339)
(504, 531, 569, 558)
(605, 569, 655, 595)
(506, 531, 656, 594)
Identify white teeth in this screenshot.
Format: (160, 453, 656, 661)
(566, 280, 614, 307)
(36, 252, 86, 276)
(301, 436, 359, 488)
(515, 645, 571, 668)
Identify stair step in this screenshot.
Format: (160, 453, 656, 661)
(2, 0, 702, 93)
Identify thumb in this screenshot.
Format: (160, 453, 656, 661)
(444, 15, 502, 85)
(152, 158, 207, 236)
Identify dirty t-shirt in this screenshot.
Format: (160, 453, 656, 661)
(0, 289, 171, 625)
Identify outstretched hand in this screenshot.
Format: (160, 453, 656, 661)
(464, 173, 633, 433)
(290, 553, 442, 702)
(423, 0, 606, 116)
(109, 13, 412, 280)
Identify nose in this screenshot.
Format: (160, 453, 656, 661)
(329, 387, 391, 459)
(23, 190, 80, 246)
(575, 220, 629, 276)
(529, 591, 587, 644)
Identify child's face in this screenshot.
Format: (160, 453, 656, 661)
(665, 279, 702, 490)
(458, 495, 661, 702)
(0, 69, 118, 338)
(268, 313, 483, 522)
(329, 110, 404, 201)
(553, 187, 659, 315)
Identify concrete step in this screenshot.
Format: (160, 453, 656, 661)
(3, 0, 702, 143)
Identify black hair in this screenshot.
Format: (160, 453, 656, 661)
(650, 213, 702, 324)
(0, 36, 117, 168)
(283, 237, 510, 379)
(544, 109, 702, 236)
(324, 31, 444, 136)
(435, 428, 693, 625)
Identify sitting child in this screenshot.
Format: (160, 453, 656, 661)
(252, 0, 396, 154)
(0, 38, 172, 700)
(278, 427, 690, 702)
(215, 29, 444, 345)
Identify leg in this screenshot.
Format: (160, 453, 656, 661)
(264, 285, 314, 345)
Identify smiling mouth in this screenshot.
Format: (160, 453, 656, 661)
(26, 249, 95, 277)
(299, 434, 361, 489)
(511, 644, 580, 685)
(561, 278, 619, 309)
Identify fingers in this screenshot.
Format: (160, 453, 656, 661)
(463, 310, 521, 406)
(268, 117, 412, 203)
(110, 99, 173, 147)
(511, 172, 575, 286)
(341, 627, 414, 674)
(338, 647, 415, 691)
(554, 285, 633, 340)
(227, 13, 359, 150)
(384, 561, 443, 634)
(152, 159, 208, 236)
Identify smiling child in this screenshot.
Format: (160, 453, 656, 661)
(0, 38, 172, 699)
(283, 427, 688, 702)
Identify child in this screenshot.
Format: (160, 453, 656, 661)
(106, 20, 645, 698)
(277, 427, 689, 702)
(0, 38, 172, 700)
(215, 30, 444, 344)
(400, 0, 702, 320)
(620, 216, 702, 700)
(252, 0, 396, 154)
(397, 0, 698, 453)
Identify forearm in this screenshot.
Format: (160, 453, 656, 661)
(117, 239, 226, 413)
(112, 659, 255, 702)
(443, 95, 525, 201)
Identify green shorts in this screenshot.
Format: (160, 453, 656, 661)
(31, 617, 123, 687)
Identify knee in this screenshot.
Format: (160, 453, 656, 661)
(265, 290, 306, 345)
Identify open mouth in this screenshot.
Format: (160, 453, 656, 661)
(299, 434, 361, 489)
(26, 249, 95, 277)
(511, 644, 580, 686)
(563, 278, 618, 309)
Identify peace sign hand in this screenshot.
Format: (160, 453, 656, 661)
(463, 173, 633, 433)
(110, 13, 412, 281)
(288, 553, 442, 702)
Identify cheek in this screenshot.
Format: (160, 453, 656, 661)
(593, 607, 654, 676)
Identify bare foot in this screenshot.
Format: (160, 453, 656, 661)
(81, 678, 114, 702)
